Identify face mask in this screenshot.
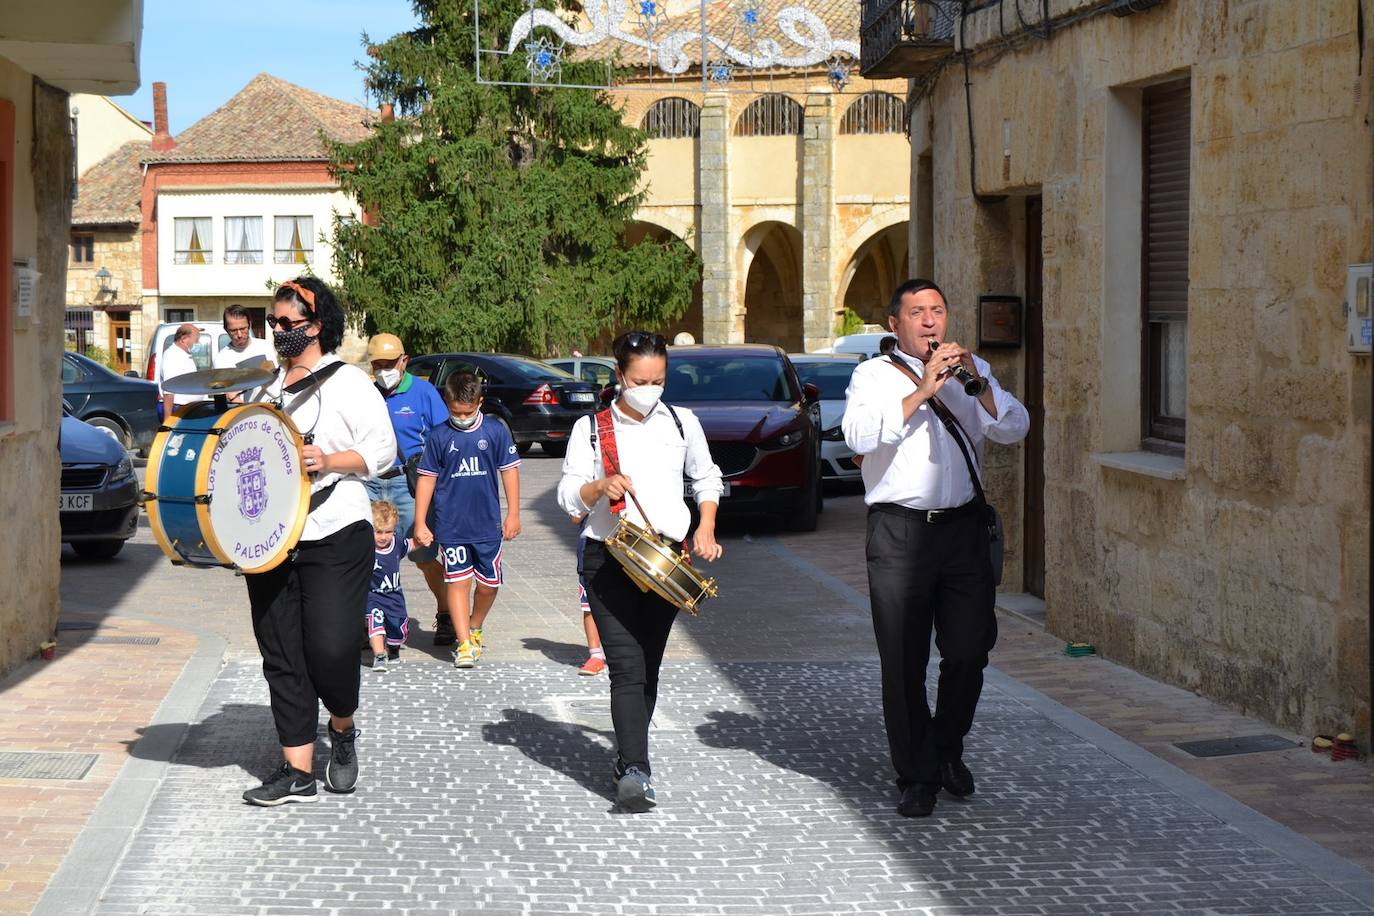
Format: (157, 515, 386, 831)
(273, 324, 313, 359)
(621, 384, 663, 415)
(376, 368, 402, 390)
(449, 414, 479, 430)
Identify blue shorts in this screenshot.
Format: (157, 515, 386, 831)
(576, 533, 589, 610)
(364, 475, 439, 564)
(366, 598, 409, 646)
(440, 540, 504, 587)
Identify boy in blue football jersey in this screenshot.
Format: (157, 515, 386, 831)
(367, 500, 412, 672)
(414, 372, 522, 668)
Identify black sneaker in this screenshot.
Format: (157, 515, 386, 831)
(616, 765, 657, 812)
(243, 762, 318, 807)
(386, 644, 402, 662)
(433, 613, 456, 647)
(325, 725, 360, 793)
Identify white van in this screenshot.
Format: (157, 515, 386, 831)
(142, 321, 229, 382)
(827, 331, 897, 361)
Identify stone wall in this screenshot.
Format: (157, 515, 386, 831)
(922, 0, 1373, 735)
(0, 73, 71, 677)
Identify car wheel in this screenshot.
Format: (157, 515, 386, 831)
(787, 476, 820, 532)
(85, 416, 130, 450)
(516, 442, 533, 456)
(72, 539, 125, 560)
(542, 441, 567, 458)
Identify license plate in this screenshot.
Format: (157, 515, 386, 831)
(684, 480, 731, 498)
(568, 392, 594, 403)
(60, 493, 93, 512)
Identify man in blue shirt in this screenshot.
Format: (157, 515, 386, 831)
(414, 371, 522, 669)
(364, 334, 452, 642)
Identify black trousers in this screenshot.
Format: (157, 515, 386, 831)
(865, 504, 998, 791)
(582, 538, 679, 775)
(246, 519, 374, 747)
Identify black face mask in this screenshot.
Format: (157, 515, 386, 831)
(273, 325, 313, 358)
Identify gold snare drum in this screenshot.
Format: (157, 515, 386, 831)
(603, 515, 718, 615)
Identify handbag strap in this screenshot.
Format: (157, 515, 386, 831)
(884, 355, 987, 507)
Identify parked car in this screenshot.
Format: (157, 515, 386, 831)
(546, 355, 617, 390)
(663, 344, 823, 531)
(61, 351, 160, 452)
(406, 353, 599, 456)
(820, 331, 894, 360)
(59, 404, 140, 559)
(790, 353, 863, 483)
(142, 320, 230, 382)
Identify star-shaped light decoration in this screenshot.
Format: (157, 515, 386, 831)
(827, 54, 852, 91)
(636, 0, 666, 39)
(524, 35, 564, 83)
(738, 0, 764, 37)
(706, 58, 734, 86)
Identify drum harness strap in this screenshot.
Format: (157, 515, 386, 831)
(592, 403, 691, 560)
(278, 360, 350, 514)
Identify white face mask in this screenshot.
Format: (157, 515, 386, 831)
(621, 383, 663, 415)
(376, 368, 402, 390)
(449, 413, 479, 430)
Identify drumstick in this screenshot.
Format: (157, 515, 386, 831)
(625, 490, 661, 541)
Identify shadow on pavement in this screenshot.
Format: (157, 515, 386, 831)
(520, 637, 588, 667)
(124, 703, 284, 780)
(481, 708, 618, 805)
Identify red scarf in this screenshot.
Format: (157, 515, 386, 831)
(595, 408, 625, 515)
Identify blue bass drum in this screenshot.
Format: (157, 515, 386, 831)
(146, 401, 310, 573)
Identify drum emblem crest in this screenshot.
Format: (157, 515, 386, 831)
(236, 446, 269, 520)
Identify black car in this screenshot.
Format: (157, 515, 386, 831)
(407, 353, 598, 456)
(59, 406, 140, 559)
(664, 345, 823, 530)
(61, 351, 160, 453)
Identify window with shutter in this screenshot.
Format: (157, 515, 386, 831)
(1142, 79, 1190, 444)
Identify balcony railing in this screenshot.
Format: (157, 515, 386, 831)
(859, 0, 959, 79)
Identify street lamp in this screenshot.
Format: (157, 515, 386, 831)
(94, 265, 116, 299)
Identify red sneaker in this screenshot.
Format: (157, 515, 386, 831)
(578, 656, 606, 676)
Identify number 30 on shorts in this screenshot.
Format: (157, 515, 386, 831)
(444, 545, 468, 567)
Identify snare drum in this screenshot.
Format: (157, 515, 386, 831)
(146, 401, 310, 573)
(603, 516, 718, 615)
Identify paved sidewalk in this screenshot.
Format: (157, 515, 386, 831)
(14, 454, 1374, 913)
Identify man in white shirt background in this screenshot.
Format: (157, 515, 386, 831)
(158, 323, 203, 418)
(842, 278, 1029, 819)
(214, 304, 277, 372)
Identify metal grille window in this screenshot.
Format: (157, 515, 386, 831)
(1142, 79, 1190, 445)
(734, 94, 804, 137)
(641, 98, 701, 139)
(839, 92, 905, 134)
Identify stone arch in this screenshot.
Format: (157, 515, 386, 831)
(837, 217, 910, 327)
(737, 220, 803, 351)
(625, 220, 703, 342)
(734, 94, 804, 137)
(838, 91, 906, 134)
(640, 97, 701, 139)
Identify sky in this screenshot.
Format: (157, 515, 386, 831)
(114, 0, 422, 134)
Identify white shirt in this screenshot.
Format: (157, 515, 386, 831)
(249, 354, 397, 542)
(558, 401, 723, 543)
(842, 349, 1030, 510)
(157, 344, 202, 406)
(214, 336, 277, 371)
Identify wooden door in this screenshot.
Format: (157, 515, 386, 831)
(108, 314, 132, 374)
(1023, 196, 1046, 598)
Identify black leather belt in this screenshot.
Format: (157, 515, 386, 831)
(870, 500, 981, 525)
(378, 466, 404, 480)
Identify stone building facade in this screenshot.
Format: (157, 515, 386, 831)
(870, 0, 1372, 737)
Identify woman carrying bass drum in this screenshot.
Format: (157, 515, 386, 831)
(556, 330, 724, 812)
(240, 277, 396, 807)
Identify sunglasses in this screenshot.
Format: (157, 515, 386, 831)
(623, 331, 665, 349)
(266, 315, 312, 332)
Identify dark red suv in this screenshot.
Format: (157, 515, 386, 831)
(664, 344, 823, 531)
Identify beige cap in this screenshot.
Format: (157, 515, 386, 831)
(367, 333, 404, 361)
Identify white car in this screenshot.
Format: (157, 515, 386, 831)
(790, 353, 863, 482)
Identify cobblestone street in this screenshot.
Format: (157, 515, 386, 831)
(14, 455, 1374, 914)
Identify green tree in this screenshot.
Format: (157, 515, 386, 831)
(329, 0, 701, 357)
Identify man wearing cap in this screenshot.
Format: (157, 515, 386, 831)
(365, 334, 452, 644)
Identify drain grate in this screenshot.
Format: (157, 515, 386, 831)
(0, 751, 99, 780)
(83, 636, 160, 646)
(1174, 734, 1299, 758)
(56, 621, 99, 631)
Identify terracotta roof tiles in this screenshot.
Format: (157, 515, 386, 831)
(72, 140, 149, 226)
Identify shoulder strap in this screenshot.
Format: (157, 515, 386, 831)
(594, 408, 626, 515)
(283, 359, 348, 394)
(663, 403, 685, 439)
(884, 355, 986, 506)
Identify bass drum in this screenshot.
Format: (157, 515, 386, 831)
(147, 401, 310, 574)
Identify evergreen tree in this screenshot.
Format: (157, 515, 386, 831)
(329, 0, 701, 356)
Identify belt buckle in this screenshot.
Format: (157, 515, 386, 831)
(924, 508, 944, 523)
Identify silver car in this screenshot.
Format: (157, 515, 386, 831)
(789, 353, 863, 482)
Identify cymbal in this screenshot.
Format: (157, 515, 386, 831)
(161, 366, 276, 395)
